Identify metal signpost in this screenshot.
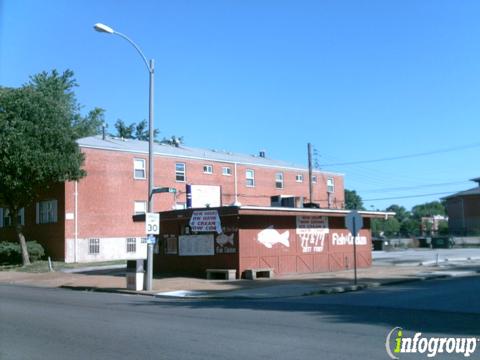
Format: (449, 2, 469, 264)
(345, 210, 363, 285)
(145, 213, 160, 290)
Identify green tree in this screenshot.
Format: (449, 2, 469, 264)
(135, 119, 148, 140)
(371, 218, 400, 238)
(411, 201, 446, 220)
(437, 220, 449, 235)
(114, 119, 135, 139)
(0, 70, 88, 265)
(71, 107, 106, 138)
(29, 69, 104, 139)
(386, 204, 410, 223)
(400, 218, 421, 237)
(134, 119, 160, 141)
(344, 189, 365, 210)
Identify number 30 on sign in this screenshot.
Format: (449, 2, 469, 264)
(146, 213, 160, 235)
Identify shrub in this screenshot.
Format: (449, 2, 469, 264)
(0, 241, 45, 264)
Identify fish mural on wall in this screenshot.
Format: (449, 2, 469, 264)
(216, 233, 234, 247)
(257, 226, 290, 248)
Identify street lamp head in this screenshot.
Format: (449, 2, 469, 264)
(94, 23, 115, 34)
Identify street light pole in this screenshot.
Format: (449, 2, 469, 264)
(94, 23, 155, 291)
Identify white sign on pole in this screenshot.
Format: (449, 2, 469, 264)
(189, 210, 222, 234)
(146, 213, 160, 235)
(345, 210, 363, 235)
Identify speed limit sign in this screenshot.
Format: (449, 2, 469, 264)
(145, 213, 160, 235)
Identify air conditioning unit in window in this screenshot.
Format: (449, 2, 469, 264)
(270, 195, 304, 208)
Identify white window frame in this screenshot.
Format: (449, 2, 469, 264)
(133, 158, 146, 180)
(203, 164, 213, 174)
(327, 177, 335, 193)
(246, 169, 255, 187)
(275, 172, 284, 189)
(222, 167, 232, 176)
(312, 175, 317, 184)
(176, 163, 186, 182)
(134, 201, 147, 215)
(296, 174, 304, 183)
(36, 200, 58, 224)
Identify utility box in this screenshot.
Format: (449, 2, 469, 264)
(126, 259, 145, 291)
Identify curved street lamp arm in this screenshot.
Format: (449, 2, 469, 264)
(114, 31, 153, 73)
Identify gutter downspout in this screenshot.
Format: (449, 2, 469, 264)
(74, 181, 78, 263)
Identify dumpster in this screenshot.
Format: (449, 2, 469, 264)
(126, 259, 145, 291)
(372, 237, 389, 251)
(431, 236, 454, 249)
(417, 237, 431, 248)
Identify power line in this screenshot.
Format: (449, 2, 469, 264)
(322, 142, 480, 167)
(364, 191, 454, 202)
(358, 180, 469, 194)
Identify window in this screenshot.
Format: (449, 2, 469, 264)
(203, 164, 213, 174)
(0, 208, 25, 228)
(275, 172, 284, 189)
(89, 238, 100, 254)
(140, 237, 147, 244)
(312, 175, 317, 184)
(126, 238, 136, 253)
(134, 201, 147, 215)
(327, 178, 335, 193)
(36, 200, 57, 224)
(222, 167, 232, 176)
(246, 169, 255, 187)
(296, 174, 304, 183)
(176, 163, 186, 182)
(134, 158, 146, 179)
(165, 235, 178, 255)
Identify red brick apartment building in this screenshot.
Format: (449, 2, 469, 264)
(0, 136, 344, 263)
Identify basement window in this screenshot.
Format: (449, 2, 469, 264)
(126, 238, 136, 253)
(88, 238, 100, 255)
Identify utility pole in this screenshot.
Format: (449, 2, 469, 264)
(307, 143, 313, 204)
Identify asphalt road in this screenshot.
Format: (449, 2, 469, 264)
(1, 276, 479, 360)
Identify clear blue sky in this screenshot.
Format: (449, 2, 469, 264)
(1, 0, 479, 211)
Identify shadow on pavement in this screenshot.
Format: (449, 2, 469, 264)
(127, 276, 480, 336)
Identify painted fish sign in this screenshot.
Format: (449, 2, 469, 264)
(257, 226, 290, 248)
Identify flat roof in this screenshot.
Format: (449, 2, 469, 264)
(157, 205, 394, 220)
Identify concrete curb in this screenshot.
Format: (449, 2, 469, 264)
(55, 272, 473, 300)
(302, 274, 451, 297)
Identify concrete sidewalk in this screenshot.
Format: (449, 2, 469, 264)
(1, 263, 478, 299)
